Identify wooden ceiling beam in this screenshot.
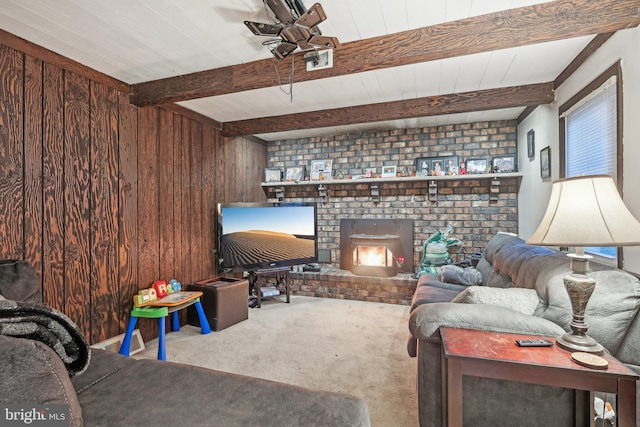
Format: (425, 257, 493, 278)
(519, 31, 616, 124)
(221, 82, 555, 137)
(554, 32, 616, 89)
(130, 0, 639, 107)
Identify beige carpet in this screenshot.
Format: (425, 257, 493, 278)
(135, 296, 418, 427)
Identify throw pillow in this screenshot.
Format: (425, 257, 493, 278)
(0, 335, 83, 427)
(0, 260, 42, 303)
(451, 286, 540, 315)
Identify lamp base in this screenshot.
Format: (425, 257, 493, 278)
(556, 332, 604, 355)
(559, 254, 604, 355)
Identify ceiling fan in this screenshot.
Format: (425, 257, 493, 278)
(244, 0, 341, 60)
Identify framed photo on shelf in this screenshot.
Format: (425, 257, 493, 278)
(381, 165, 397, 178)
(284, 165, 305, 182)
(415, 157, 431, 177)
(440, 155, 459, 175)
(527, 129, 535, 159)
(310, 159, 333, 180)
(431, 159, 446, 176)
(540, 146, 551, 179)
(466, 158, 488, 174)
(492, 156, 516, 173)
(264, 167, 282, 183)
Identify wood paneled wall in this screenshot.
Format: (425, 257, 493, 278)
(0, 43, 267, 344)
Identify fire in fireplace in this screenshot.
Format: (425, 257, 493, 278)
(350, 234, 399, 277)
(339, 219, 414, 276)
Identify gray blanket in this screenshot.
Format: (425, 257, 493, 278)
(0, 299, 90, 376)
(439, 264, 483, 286)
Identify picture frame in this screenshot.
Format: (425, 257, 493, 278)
(540, 146, 551, 179)
(440, 155, 459, 175)
(264, 167, 282, 183)
(415, 155, 460, 176)
(310, 159, 333, 180)
(284, 165, 305, 182)
(466, 158, 488, 174)
(381, 165, 397, 178)
(430, 159, 443, 176)
(492, 155, 516, 173)
(527, 129, 535, 159)
(415, 157, 431, 177)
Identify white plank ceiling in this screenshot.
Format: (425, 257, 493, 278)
(0, 0, 593, 141)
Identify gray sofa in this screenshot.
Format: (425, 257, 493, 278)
(0, 260, 371, 427)
(408, 233, 640, 426)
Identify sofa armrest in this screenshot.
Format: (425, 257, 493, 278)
(409, 303, 566, 341)
(0, 335, 83, 427)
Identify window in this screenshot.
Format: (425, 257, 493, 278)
(564, 77, 617, 178)
(559, 62, 622, 264)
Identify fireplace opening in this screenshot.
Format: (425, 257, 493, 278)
(340, 219, 414, 275)
(350, 234, 399, 277)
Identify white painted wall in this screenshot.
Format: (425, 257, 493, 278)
(518, 26, 640, 274)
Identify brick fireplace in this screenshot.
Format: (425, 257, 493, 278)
(262, 121, 521, 305)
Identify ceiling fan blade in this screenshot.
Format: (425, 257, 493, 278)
(273, 41, 298, 60)
(308, 35, 341, 49)
(266, 0, 297, 24)
(297, 39, 312, 50)
(244, 21, 283, 37)
(296, 3, 327, 28)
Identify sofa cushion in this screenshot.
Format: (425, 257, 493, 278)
(71, 348, 135, 394)
(479, 234, 556, 289)
(0, 335, 83, 427)
(410, 274, 467, 311)
(75, 351, 371, 427)
(451, 286, 539, 315)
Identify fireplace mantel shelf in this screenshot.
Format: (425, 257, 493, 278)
(261, 172, 523, 187)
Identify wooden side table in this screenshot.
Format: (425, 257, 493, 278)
(440, 327, 638, 427)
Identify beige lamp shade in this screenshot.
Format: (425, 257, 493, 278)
(527, 175, 640, 247)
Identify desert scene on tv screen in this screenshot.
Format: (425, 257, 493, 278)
(220, 206, 315, 268)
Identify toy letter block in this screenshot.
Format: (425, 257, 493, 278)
(169, 279, 182, 293)
(153, 280, 168, 298)
(134, 288, 158, 307)
(134, 294, 146, 306)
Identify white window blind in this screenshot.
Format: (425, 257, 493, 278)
(562, 75, 618, 260)
(563, 75, 617, 179)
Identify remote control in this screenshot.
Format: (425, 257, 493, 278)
(515, 339, 554, 347)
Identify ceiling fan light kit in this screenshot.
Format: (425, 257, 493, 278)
(304, 49, 333, 71)
(244, 0, 340, 60)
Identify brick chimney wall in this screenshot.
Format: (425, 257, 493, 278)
(265, 120, 520, 271)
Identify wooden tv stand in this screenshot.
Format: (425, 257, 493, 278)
(249, 267, 290, 308)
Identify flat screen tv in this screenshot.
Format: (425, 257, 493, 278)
(217, 202, 318, 273)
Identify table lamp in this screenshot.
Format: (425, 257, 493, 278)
(527, 175, 640, 354)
